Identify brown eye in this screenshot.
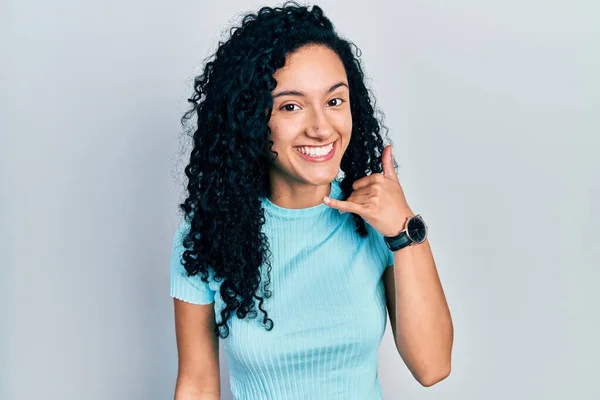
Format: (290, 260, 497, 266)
(328, 98, 344, 107)
(281, 104, 299, 111)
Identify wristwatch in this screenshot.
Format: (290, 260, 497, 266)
(384, 214, 428, 251)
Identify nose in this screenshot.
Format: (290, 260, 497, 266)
(306, 108, 334, 139)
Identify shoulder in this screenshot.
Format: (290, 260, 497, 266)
(169, 216, 217, 305)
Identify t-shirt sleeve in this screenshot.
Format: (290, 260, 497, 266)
(368, 222, 394, 269)
(381, 236, 394, 268)
(384, 244, 394, 268)
(169, 218, 215, 305)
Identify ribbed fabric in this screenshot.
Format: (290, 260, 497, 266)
(170, 179, 394, 400)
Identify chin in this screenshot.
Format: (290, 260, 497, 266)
(300, 172, 339, 186)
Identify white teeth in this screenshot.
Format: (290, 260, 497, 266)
(294, 143, 334, 157)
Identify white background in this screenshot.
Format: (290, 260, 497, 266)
(2, 0, 598, 398)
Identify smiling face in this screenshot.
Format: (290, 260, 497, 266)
(266, 44, 352, 199)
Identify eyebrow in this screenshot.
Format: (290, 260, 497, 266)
(272, 82, 349, 99)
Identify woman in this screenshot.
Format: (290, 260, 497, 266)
(170, 2, 453, 399)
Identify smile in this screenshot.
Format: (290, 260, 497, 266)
(293, 141, 337, 162)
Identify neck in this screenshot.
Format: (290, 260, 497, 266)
(268, 174, 333, 209)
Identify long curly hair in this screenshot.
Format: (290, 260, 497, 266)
(178, 1, 396, 339)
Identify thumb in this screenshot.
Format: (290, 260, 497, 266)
(382, 145, 397, 180)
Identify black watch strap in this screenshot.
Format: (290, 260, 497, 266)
(384, 231, 412, 251)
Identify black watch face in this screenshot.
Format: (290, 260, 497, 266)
(406, 217, 427, 243)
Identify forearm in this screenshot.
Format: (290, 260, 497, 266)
(174, 378, 220, 400)
(392, 238, 453, 386)
(175, 389, 219, 400)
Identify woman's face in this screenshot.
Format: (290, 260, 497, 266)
(267, 44, 352, 188)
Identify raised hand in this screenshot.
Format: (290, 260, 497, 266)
(323, 145, 415, 237)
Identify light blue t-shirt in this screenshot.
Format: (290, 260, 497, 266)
(170, 179, 394, 400)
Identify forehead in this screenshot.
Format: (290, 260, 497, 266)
(273, 45, 347, 90)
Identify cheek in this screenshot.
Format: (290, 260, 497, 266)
(267, 119, 280, 145)
(346, 119, 353, 135)
(334, 113, 353, 136)
(267, 127, 289, 156)
(269, 118, 301, 146)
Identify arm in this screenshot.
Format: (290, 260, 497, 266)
(383, 236, 453, 387)
(320, 145, 453, 386)
(173, 298, 221, 399)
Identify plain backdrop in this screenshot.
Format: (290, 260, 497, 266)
(1, 0, 599, 399)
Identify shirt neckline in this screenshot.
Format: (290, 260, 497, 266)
(260, 179, 343, 218)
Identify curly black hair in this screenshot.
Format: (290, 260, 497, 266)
(178, 1, 396, 339)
